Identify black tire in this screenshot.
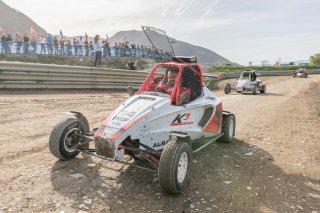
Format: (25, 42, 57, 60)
(260, 85, 266, 93)
(252, 85, 257, 95)
(218, 114, 235, 143)
(158, 139, 191, 194)
(49, 118, 87, 160)
(224, 84, 231, 94)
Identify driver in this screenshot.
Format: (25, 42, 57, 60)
(157, 69, 191, 105)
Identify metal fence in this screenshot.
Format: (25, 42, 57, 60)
(0, 41, 172, 61)
(0, 61, 319, 90)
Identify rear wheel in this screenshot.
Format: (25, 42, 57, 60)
(218, 114, 235, 143)
(49, 118, 87, 160)
(158, 138, 191, 194)
(224, 84, 231, 94)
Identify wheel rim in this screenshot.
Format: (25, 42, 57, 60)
(177, 152, 188, 184)
(64, 128, 80, 152)
(229, 119, 234, 138)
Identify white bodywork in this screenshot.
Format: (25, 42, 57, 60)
(236, 78, 262, 93)
(96, 86, 222, 160)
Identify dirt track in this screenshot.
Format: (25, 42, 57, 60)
(0, 75, 319, 213)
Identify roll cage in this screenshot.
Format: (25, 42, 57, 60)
(138, 62, 204, 105)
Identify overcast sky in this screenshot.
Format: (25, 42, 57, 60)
(3, 0, 320, 65)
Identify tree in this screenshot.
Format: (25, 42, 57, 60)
(309, 53, 320, 66)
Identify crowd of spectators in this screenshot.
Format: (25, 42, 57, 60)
(0, 32, 174, 61)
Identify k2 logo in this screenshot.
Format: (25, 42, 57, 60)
(170, 113, 193, 126)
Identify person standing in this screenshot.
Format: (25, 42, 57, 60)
(47, 34, 53, 55)
(39, 35, 46, 54)
(78, 37, 83, 56)
(22, 34, 30, 54)
(84, 38, 89, 56)
(30, 35, 37, 54)
(53, 37, 59, 54)
(1, 33, 7, 53)
(102, 34, 111, 57)
(15, 32, 22, 54)
(93, 35, 103, 67)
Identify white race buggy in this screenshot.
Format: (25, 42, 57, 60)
(49, 56, 236, 194)
(293, 68, 308, 78)
(224, 70, 266, 95)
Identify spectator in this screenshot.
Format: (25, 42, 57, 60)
(1, 33, 7, 53)
(113, 42, 118, 56)
(53, 37, 59, 54)
(102, 34, 111, 57)
(15, 32, 22, 54)
(7, 34, 12, 53)
(66, 38, 71, 55)
(30, 35, 37, 54)
(59, 38, 65, 55)
(89, 41, 94, 56)
(78, 37, 83, 56)
(84, 38, 89, 56)
(39, 35, 46, 54)
(47, 34, 53, 55)
(126, 58, 137, 70)
(73, 38, 78, 56)
(22, 34, 30, 54)
(93, 34, 103, 67)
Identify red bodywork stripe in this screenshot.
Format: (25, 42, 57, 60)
(202, 102, 223, 133)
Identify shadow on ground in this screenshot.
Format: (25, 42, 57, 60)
(51, 139, 320, 213)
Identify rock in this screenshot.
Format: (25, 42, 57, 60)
(309, 193, 320, 199)
(195, 191, 199, 194)
(77, 211, 88, 213)
(70, 173, 87, 179)
(244, 152, 253, 156)
(247, 186, 252, 190)
(190, 204, 195, 209)
(192, 160, 198, 163)
(117, 200, 123, 204)
(87, 163, 96, 168)
(206, 207, 212, 211)
(84, 199, 92, 205)
(79, 204, 87, 209)
(223, 155, 230, 158)
(153, 177, 159, 183)
(223, 181, 232, 185)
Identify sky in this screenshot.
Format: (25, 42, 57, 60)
(3, 0, 320, 65)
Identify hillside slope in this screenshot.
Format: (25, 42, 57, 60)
(0, 0, 47, 36)
(110, 30, 231, 65)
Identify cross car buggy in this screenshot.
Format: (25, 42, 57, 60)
(293, 68, 308, 78)
(224, 70, 266, 95)
(49, 56, 236, 194)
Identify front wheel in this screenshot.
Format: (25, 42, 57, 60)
(252, 85, 257, 95)
(158, 139, 191, 194)
(260, 85, 266, 93)
(49, 118, 88, 160)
